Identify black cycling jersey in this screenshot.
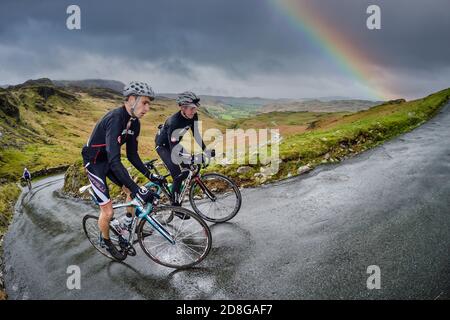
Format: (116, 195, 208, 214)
(23, 170, 31, 180)
(155, 111, 206, 151)
(81, 105, 149, 196)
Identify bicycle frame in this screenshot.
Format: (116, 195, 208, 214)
(151, 164, 216, 204)
(112, 200, 175, 245)
(112, 181, 179, 246)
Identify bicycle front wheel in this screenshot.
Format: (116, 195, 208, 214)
(137, 206, 211, 269)
(82, 214, 125, 261)
(189, 173, 242, 223)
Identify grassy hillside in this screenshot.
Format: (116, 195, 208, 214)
(229, 111, 350, 136)
(0, 81, 224, 182)
(63, 87, 450, 199)
(2, 81, 449, 199)
(260, 99, 380, 113)
(211, 88, 450, 186)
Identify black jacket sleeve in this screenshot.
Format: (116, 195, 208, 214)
(105, 114, 140, 195)
(191, 114, 206, 151)
(166, 121, 179, 152)
(126, 121, 150, 178)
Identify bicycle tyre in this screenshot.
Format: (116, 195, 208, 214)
(137, 206, 211, 269)
(82, 214, 127, 261)
(189, 173, 242, 223)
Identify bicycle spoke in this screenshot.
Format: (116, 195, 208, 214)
(138, 206, 211, 268)
(177, 229, 206, 240)
(173, 220, 198, 240)
(173, 214, 187, 239)
(143, 239, 168, 251)
(178, 241, 205, 255)
(176, 243, 197, 262)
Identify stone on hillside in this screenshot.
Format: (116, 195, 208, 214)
(260, 165, 277, 176)
(297, 165, 312, 175)
(253, 172, 264, 178)
(237, 166, 252, 174)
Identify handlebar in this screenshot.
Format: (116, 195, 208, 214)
(144, 150, 215, 178)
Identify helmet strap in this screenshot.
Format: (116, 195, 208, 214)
(130, 96, 141, 118)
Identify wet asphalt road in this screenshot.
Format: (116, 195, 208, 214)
(3, 103, 450, 300)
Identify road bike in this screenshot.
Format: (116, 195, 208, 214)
(145, 152, 242, 223)
(80, 181, 212, 269)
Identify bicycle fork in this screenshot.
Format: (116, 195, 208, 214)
(193, 176, 217, 201)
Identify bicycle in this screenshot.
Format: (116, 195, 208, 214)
(21, 177, 32, 191)
(80, 180, 212, 269)
(144, 152, 242, 223)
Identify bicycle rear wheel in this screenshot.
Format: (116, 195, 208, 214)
(137, 206, 211, 269)
(82, 214, 127, 261)
(189, 173, 242, 223)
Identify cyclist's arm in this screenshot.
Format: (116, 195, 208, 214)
(126, 122, 151, 178)
(166, 122, 180, 151)
(105, 115, 140, 195)
(191, 115, 206, 151)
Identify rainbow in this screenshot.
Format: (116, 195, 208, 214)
(268, 0, 395, 100)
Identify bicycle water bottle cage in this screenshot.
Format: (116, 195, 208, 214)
(144, 181, 162, 196)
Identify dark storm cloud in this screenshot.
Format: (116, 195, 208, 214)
(0, 0, 311, 73)
(0, 0, 448, 98)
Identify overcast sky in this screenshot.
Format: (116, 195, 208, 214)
(0, 0, 449, 100)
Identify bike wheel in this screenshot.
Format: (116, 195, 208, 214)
(82, 214, 126, 261)
(137, 206, 211, 269)
(189, 173, 242, 223)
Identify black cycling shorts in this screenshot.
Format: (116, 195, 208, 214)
(84, 161, 123, 206)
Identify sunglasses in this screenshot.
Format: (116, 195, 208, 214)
(182, 103, 199, 109)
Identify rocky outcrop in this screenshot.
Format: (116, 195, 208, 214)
(36, 86, 56, 100)
(54, 79, 125, 93)
(380, 98, 406, 106)
(62, 162, 89, 199)
(0, 93, 20, 119)
(18, 78, 54, 88)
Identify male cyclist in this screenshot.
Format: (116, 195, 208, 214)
(23, 167, 31, 189)
(155, 92, 215, 218)
(82, 81, 164, 260)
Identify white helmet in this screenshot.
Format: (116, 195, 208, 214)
(123, 81, 155, 100)
(176, 91, 200, 107)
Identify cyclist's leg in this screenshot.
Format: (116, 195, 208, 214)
(157, 146, 186, 203)
(85, 162, 113, 238)
(85, 163, 126, 260)
(157, 146, 190, 220)
(106, 170, 133, 216)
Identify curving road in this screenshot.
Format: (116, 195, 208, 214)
(3, 103, 450, 300)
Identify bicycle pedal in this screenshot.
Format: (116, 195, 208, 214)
(126, 246, 137, 256)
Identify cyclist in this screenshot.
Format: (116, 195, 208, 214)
(23, 168, 31, 189)
(82, 81, 164, 260)
(155, 91, 215, 218)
